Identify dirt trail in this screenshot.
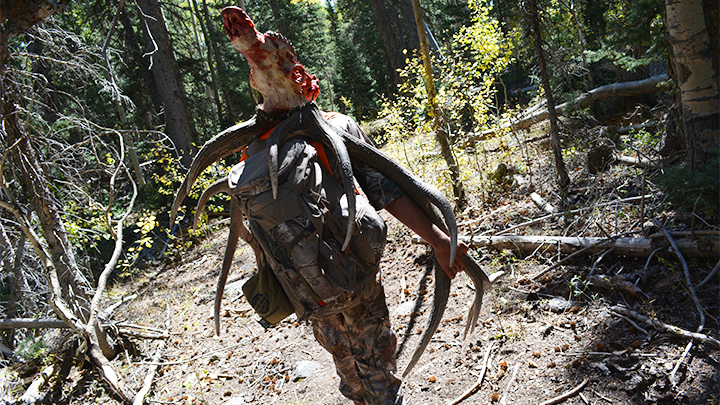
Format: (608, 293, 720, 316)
(91, 206, 719, 405)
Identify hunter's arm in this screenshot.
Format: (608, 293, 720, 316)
(384, 194, 468, 279)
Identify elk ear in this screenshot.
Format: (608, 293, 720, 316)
(302, 74, 319, 102)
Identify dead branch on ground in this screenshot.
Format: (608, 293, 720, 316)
(18, 365, 54, 404)
(537, 378, 589, 405)
(0, 319, 69, 329)
(652, 219, 706, 386)
(653, 219, 705, 330)
(133, 341, 165, 405)
(447, 342, 494, 405)
(499, 362, 521, 405)
(611, 306, 720, 348)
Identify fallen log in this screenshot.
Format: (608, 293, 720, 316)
(530, 192, 557, 214)
(412, 234, 720, 258)
(0, 318, 69, 329)
(612, 305, 720, 349)
(18, 365, 54, 404)
(474, 74, 670, 140)
(616, 154, 662, 169)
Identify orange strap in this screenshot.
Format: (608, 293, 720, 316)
(240, 113, 336, 175)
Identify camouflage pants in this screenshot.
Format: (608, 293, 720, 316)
(311, 275, 403, 405)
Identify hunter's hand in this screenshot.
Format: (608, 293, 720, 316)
(431, 234, 469, 280)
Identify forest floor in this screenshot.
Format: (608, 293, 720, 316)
(6, 107, 720, 405)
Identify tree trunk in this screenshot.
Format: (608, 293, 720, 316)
(268, 0, 289, 38)
(120, 8, 162, 122)
(665, 0, 720, 170)
(0, 231, 26, 349)
(190, 0, 223, 125)
(368, 0, 406, 87)
(411, 0, 465, 208)
(524, 0, 570, 188)
(203, 0, 236, 124)
(135, 0, 198, 169)
(399, 0, 420, 53)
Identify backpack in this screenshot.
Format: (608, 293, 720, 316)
(230, 135, 387, 323)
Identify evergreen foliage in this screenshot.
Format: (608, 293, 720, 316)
(657, 157, 720, 216)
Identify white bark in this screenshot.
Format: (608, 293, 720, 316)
(665, 0, 720, 169)
(413, 234, 720, 258)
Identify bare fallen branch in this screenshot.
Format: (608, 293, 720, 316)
(537, 378, 589, 405)
(117, 329, 169, 340)
(611, 306, 720, 348)
(18, 365, 54, 404)
(100, 294, 138, 319)
(133, 342, 165, 405)
(0, 318, 69, 329)
(447, 342, 494, 405)
(413, 234, 720, 258)
(616, 154, 662, 169)
(500, 362, 521, 405)
(653, 219, 705, 331)
(671, 341, 693, 387)
(530, 192, 557, 214)
(613, 312, 650, 336)
(652, 219, 706, 386)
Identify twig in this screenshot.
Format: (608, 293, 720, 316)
(562, 351, 657, 357)
(446, 342, 494, 405)
(652, 219, 705, 332)
(499, 363, 520, 405)
(531, 236, 618, 280)
(589, 247, 614, 276)
(612, 313, 649, 336)
(696, 259, 720, 289)
(670, 341, 692, 387)
(593, 390, 613, 403)
(117, 329, 168, 340)
(537, 378, 589, 405)
(115, 323, 169, 336)
(494, 195, 657, 236)
(611, 306, 720, 348)
(100, 294, 138, 319)
(643, 247, 663, 270)
(134, 0, 159, 68)
(133, 342, 165, 405)
(647, 230, 720, 238)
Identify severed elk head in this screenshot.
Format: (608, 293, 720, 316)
(222, 6, 319, 115)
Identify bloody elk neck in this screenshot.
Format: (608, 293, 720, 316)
(221, 6, 319, 116)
